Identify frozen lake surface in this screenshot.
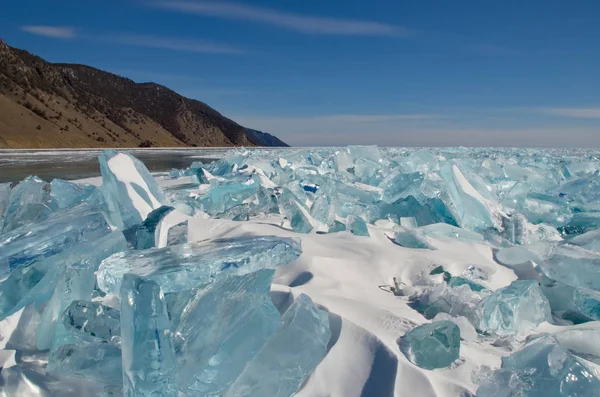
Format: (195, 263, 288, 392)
(0, 148, 231, 183)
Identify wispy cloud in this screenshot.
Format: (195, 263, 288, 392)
(315, 114, 438, 123)
(539, 107, 600, 119)
(21, 25, 76, 39)
(148, 1, 409, 36)
(105, 34, 244, 54)
(21, 25, 242, 55)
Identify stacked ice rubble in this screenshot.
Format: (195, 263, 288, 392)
(0, 150, 329, 397)
(1, 146, 600, 395)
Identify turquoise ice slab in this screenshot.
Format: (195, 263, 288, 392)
(399, 321, 460, 370)
(98, 149, 166, 229)
(47, 342, 123, 386)
(55, 300, 121, 347)
(36, 232, 127, 350)
(477, 335, 600, 397)
(0, 202, 111, 276)
(347, 215, 370, 237)
(2, 176, 49, 232)
(120, 274, 177, 397)
(278, 188, 313, 233)
(225, 293, 331, 397)
(0, 182, 11, 227)
(478, 280, 551, 336)
(0, 210, 113, 320)
(174, 269, 280, 396)
(97, 235, 302, 295)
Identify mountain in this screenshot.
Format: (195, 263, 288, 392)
(0, 40, 288, 148)
(244, 128, 289, 147)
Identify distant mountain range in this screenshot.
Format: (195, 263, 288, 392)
(0, 40, 288, 148)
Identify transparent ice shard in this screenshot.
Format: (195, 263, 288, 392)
(99, 150, 166, 229)
(539, 245, 600, 291)
(2, 176, 50, 232)
(410, 282, 483, 327)
(166, 220, 188, 246)
(478, 280, 551, 336)
(348, 145, 381, 162)
(278, 189, 313, 233)
(0, 203, 111, 277)
(97, 236, 302, 295)
(57, 300, 121, 347)
(0, 214, 113, 321)
(378, 197, 458, 228)
(419, 223, 484, 243)
(225, 294, 331, 397)
(379, 171, 423, 203)
(347, 215, 370, 237)
(440, 162, 503, 231)
(399, 321, 460, 370)
(310, 193, 336, 226)
(432, 313, 477, 342)
(49, 179, 97, 210)
(36, 232, 127, 350)
(521, 194, 572, 227)
(476, 335, 600, 397)
(197, 175, 260, 216)
(0, 182, 11, 227)
(540, 276, 600, 324)
(174, 269, 280, 395)
(393, 226, 434, 249)
(47, 342, 123, 386)
(120, 274, 177, 397)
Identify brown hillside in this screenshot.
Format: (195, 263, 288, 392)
(0, 40, 287, 148)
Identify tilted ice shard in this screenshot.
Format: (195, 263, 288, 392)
(225, 293, 331, 397)
(49, 179, 98, 210)
(120, 274, 177, 397)
(440, 162, 504, 231)
(0, 202, 111, 276)
(410, 282, 483, 327)
(166, 220, 188, 246)
(0, 213, 113, 320)
(47, 342, 123, 386)
(540, 275, 600, 324)
(478, 280, 551, 336)
(2, 176, 50, 232)
(393, 226, 434, 249)
(419, 223, 484, 243)
(347, 215, 370, 237)
(174, 269, 280, 395)
(278, 189, 313, 233)
(36, 232, 127, 350)
(97, 236, 302, 295)
(56, 300, 121, 347)
(399, 321, 461, 370)
(99, 150, 166, 229)
(0, 182, 11, 227)
(539, 245, 600, 291)
(379, 171, 423, 203)
(476, 335, 600, 397)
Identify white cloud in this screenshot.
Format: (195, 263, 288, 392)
(149, 1, 409, 36)
(539, 107, 600, 119)
(106, 34, 244, 54)
(21, 25, 75, 39)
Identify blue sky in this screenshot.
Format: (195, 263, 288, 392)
(1, 0, 599, 146)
